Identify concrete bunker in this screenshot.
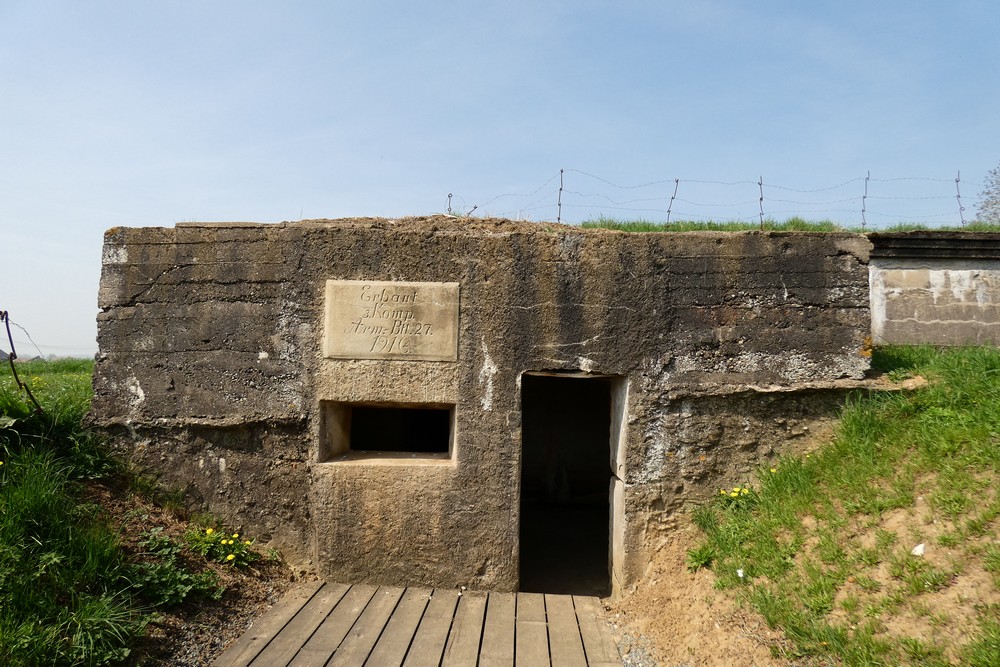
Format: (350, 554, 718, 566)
(90, 217, 874, 596)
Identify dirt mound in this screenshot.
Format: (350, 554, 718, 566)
(608, 523, 793, 667)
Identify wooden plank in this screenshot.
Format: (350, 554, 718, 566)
(327, 586, 404, 666)
(287, 584, 378, 667)
(441, 591, 488, 666)
(515, 593, 549, 667)
(478, 592, 516, 667)
(248, 583, 350, 666)
(573, 596, 621, 665)
(365, 588, 433, 667)
(213, 580, 324, 667)
(401, 588, 460, 667)
(544, 595, 587, 667)
(517, 593, 546, 623)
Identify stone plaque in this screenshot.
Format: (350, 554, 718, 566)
(323, 280, 459, 361)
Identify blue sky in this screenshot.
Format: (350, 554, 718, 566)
(2, 1, 998, 357)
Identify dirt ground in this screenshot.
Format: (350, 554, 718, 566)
(601, 423, 850, 667)
(87, 481, 298, 666)
(608, 522, 795, 667)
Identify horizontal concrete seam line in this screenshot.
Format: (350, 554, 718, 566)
(886, 318, 1000, 325)
(110, 298, 290, 306)
(512, 303, 638, 311)
(135, 279, 289, 284)
(92, 347, 294, 352)
(88, 418, 306, 428)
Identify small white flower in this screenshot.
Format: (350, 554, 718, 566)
(737, 568, 745, 579)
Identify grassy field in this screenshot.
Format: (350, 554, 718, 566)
(582, 216, 1000, 233)
(689, 346, 1000, 665)
(0, 359, 264, 666)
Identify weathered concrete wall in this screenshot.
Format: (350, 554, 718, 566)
(870, 232, 1000, 345)
(90, 217, 872, 592)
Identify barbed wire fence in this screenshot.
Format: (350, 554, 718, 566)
(0, 310, 44, 415)
(446, 169, 976, 229)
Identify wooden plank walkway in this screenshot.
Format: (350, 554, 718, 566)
(214, 582, 621, 667)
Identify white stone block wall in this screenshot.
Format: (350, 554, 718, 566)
(870, 258, 1000, 345)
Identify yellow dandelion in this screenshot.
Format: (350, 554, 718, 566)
(741, 488, 749, 494)
(720, 489, 727, 495)
(244, 540, 252, 545)
(732, 486, 741, 492)
(232, 533, 239, 539)
(770, 468, 777, 473)
(226, 554, 235, 561)
(730, 491, 739, 497)
(206, 528, 214, 535)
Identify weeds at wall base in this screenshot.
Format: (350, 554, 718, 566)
(0, 359, 274, 666)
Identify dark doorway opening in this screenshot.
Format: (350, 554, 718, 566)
(519, 373, 613, 596)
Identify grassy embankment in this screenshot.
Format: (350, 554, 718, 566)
(688, 346, 1000, 665)
(0, 359, 260, 666)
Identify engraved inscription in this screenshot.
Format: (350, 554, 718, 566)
(324, 281, 459, 361)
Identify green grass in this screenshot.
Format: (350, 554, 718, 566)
(0, 360, 142, 665)
(690, 346, 1000, 665)
(581, 215, 845, 232)
(0, 359, 263, 665)
(581, 216, 1000, 233)
(875, 222, 1000, 233)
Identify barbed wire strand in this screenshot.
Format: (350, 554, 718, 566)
(10, 340, 95, 350)
(0, 311, 44, 415)
(765, 177, 867, 193)
(562, 190, 667, 205)
(871, 177, 953, 183)
(473, 174, 561, 211)
(564, 169, 675, 190)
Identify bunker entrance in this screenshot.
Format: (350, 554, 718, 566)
(519, 372, 621, 597)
